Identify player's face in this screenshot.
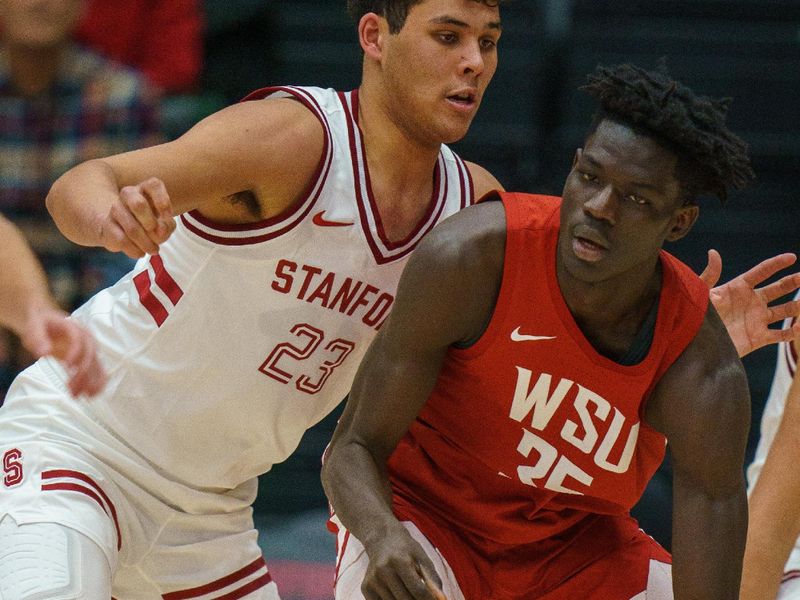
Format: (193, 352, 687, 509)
(0, 0, 83, 48)
(381, 0, 501, 145)
(557, 119, 699, 285)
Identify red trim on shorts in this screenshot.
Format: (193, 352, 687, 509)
(150, 255, 184, 305)
(334, 529, 351, 585)
(214, 573, 273, 600)
(162, 557, 270, 600)
(134, 270, 168, 326)
(41, 470, 122, 551)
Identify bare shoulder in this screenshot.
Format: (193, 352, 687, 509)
(181, 97, 324, 164)
(416, 196, 507, 271)
(464, 160, 504, 197)
(391, 198, 507, 347)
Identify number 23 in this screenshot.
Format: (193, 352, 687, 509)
(259, 323, 355, 395)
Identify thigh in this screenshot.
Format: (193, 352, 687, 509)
(538, 530, 672, 600)
(0, 439, 123, 570)
(115, 507, 280, 600)
(333, 519, 465, 600)
(0, 515, 111, 600)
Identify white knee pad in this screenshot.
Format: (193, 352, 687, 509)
(0, 515, 111, 600)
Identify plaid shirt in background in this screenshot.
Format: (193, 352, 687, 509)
(0, 45, 162, 219)
(0, 46, 163, 396)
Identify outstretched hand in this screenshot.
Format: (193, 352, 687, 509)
(20, 306, 107, 397)
(701, 250, 800, 357)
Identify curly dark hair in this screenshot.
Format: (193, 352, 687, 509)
(581, 63, 754, 204)
(347, 0, 502, 33)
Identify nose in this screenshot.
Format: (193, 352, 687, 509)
(460, 40, 485, 76)
(583, 185, 617, 226)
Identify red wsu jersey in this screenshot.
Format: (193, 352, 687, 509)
(388, 193, 709, 548)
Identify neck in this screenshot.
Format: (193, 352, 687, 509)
(556, 252, 662, 328)
(6, 43, 65, 96)
(357, 81, 443, 197)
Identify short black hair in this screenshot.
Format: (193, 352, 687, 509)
(347, 0, 502, 34)
(581, 63, 754, 204)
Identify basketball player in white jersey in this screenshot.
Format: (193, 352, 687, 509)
(0, 0, 797, 598)
(0, 214, 105, 398)
(741, 291, 800, 600)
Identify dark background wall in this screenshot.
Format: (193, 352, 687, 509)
(194, 0, 800, 551)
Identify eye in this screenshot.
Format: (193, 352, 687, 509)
(579, 172, 598, 183)
(626, 194, 649, 206)
(480, 37, 497, 50)
(438, 32, 458, 44)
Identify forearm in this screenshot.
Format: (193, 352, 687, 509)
(742, 377, 800, 599)
(671, 486, 747, 599)
(741, 520, 792, 600)
(0, 217, 57, 335)
(322, 439, 407, 550)
(46, 159, 120, 247)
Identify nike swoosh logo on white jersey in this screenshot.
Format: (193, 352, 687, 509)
(510, 327, 556, 342)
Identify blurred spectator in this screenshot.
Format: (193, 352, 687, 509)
(0, 0, 162, 395)
(202, 0, 276, 102)
(75, 0, 203, 94)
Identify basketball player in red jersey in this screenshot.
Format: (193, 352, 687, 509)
(323, 64, 759, 599)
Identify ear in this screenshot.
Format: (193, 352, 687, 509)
(358, 13, 386, 61)
(665, 204, 699, 242)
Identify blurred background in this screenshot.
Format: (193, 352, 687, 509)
(1, 1, 798, 598)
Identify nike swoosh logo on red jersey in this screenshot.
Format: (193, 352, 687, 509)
(313, 211, 353, 227)
(510, 327, 556, 342)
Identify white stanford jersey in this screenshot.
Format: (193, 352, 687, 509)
(46, 86, 476, 489)
(747, 290, 799, 570)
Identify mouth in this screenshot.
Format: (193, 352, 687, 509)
(571, 226, 610, 262)
(445, 89, 478, 112)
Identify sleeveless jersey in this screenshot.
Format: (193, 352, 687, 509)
(388, 193, 709, 547)
(40, 86, 475, 490)
(747, 290, 799, 569)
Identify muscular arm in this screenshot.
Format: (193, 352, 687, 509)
(645, 307, 750, 599)
(0, 216, 105, 396)
(46, 98, 323, 257)
(322, 201, 506, 600)
(741, 338, 800, 600)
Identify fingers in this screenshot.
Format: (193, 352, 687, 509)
(363, 551, 442, 600)
(421, 572, 448, 600)
(759, 272, 800, 304)
(765, 327, 799, 347)
(364, 573, 438, 600)
(765, 299, 800, 325)
(740, 253, 798, 288)
(103, 178, 175, 258)
(44, 318, 107, 397)
(699, 249, 722, 289)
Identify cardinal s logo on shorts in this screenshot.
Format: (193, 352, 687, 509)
(3, 448, 23, 487)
